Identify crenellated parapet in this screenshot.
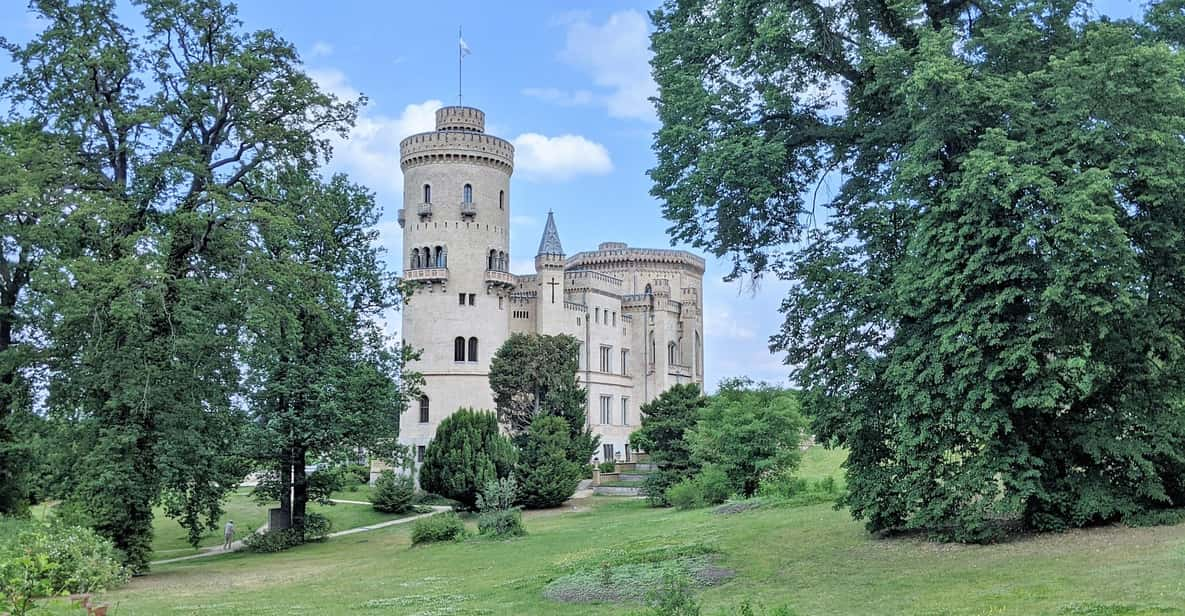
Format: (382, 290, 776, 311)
(400, 131, 515, 173)
(567, 244, 706, 274)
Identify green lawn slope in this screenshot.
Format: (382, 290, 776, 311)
(99, 450, 1185, 615)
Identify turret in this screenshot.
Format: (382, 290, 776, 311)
(535, 211, 568, 335)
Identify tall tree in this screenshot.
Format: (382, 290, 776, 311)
(489, 333, 581, 433)
(489, 333, 597, 464)
(0, 122, 70, 515)
(242, 170, 413, 535)
(2, 0, 357, 570)
(632, 383, 707, 505)
(651, 0, 1185, 539)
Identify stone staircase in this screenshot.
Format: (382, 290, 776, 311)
(591, 454, 653, 497)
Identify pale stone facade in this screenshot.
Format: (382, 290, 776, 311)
(395, 106, 705, 471)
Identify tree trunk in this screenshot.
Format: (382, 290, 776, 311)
(291, 446, 308, 534)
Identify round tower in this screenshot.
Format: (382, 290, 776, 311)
(398, 106, 516, 461)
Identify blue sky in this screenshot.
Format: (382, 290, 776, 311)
(0, 0, 1144, 391)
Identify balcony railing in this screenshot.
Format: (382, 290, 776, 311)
(460, 202, 477, 218)
(416, 203, 433, 218)
(484, 269, 515, 288)
(668, 363, 692, 378)
(404, 267, 448, 283)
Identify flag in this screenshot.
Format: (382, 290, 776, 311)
(459, 37, 471, 57)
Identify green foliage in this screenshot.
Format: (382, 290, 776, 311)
(690, 381, 805, 497)
(666, 466, 736, 511)
(638, 575, 702, 616)
(599, 461, 618, 473)
(419, 409, 516, 510)
(410, 512, 467, 545)
(243, 512, 331, 553)
(0, 0, 372, 571)
(634, 384, 708, 507)
(0, 518, 129, 615)
(666, 479, 705, 511)
(476, 476, 519, 513)
(475, 476, 526, 538)
(489, 333, 580, 434)
(516, 416, 582, 509)
(489, 334, 598, 466)
(371, 470, 416, 514)
(650, 0, 1185, 541)
(477, 509, 526, 539)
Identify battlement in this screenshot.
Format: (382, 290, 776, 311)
(565, 269, 623, 291)
(400, 131, 514, 172)
(435, 106, 485, 132)
(567, 245, 706, 274)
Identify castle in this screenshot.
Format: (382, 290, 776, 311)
(396, 105, 705, 467)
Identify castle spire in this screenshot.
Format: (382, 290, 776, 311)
(537, 210, 564, 256)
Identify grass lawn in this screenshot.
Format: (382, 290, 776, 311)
(149, 488, 404, 557)
(98, 449, 1185, 615)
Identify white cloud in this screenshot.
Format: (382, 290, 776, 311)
(558, 10, 656, 121)
(511, 133, 613, 182)
(310, 41, 334, 58)
(307, 68, 359, 100)
(309, 68, 440, 200)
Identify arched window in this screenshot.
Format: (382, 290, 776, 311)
(488, 249, 496, 270)
(499, 251, 506, 271)
(423, 184, 432, 203)
(463, 184, 473, 203)
(454, 337, 466, 362)
(419, 395, 430, 423)
(411, 248, 420, 269)
(668, 342, 678, 365)
(499, 190, 505, 209)
(467, 337, 478, 362)
(434, 246, 445, 268)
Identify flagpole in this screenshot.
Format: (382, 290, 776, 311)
(458, 26, 463, 106)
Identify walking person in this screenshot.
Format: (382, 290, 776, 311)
(223, 520, 235, 551)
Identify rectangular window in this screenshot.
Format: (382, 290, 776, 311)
(419, 397, 429, 423)
(458, 293, 465, 305)
(600, 395, 612, 425)
(599, 345, 612, 373)
(468, 293, 476, 306)
(602, 443, 614, 462)
(621, 397, 629, 426)
(498, 296, 504, 309)
(621, 349, 629, 375)
(612, 311, 617, 326)
(595, 307, 600, 323)
(416, 445, 426, 463)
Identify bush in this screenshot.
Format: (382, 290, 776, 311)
(372, 470, 415, 514)
(666, 479, 704, 511)
(342, 463, 370, 486)
(756, 472, 843, 507)
(243, 513, 331, 553)
(476, 476, 519, 513)
(410, 512, 467, 545)
(640, 575, 702, 616)
(517, 416, 582, 509)
(696, 465, 734, 505)
(0, 518, 129, 615)
(663, 467, 733, 511)
(477, 508, 526, 538)
(599, 461, 617, 473)
(419, 409, 516, 509)
(644, 471, 681, 507)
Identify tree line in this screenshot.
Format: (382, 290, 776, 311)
(0, 0, 415, 572)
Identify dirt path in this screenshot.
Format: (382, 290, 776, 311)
(149, 505, 450, 566)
